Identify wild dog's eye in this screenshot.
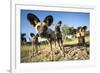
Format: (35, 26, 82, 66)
(36, 22, 42, 31)
(44, 25, 48, 28)
(37, 26, 40, 30)
(42, 22, 48, 29)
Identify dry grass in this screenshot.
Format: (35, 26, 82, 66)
(21, 37, 90, 63)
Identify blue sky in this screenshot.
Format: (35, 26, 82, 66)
(21, 9, 90, 41)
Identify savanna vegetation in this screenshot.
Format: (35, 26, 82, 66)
(21, 25, 90, 63)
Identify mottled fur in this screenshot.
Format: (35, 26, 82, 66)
(74, 26, 87, 46)
(30, 33, 39, 56)
(27, 14, 65, 60)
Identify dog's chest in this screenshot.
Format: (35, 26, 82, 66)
(46, 29, 56, 39)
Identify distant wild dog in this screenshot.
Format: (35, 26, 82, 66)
(74, 26, 87, 46)
(55, 21, 65, 56)
(21, 33, 26, 45)
(30, 33, 39, 56)
(27, 13, 65, 60)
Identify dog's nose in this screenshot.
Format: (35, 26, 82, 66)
(39, 30, 43, 34)
(39, 32, 43, 35)
(38, 30, 44, 37)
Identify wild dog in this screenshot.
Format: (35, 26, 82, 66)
(75, 28, 81, 45)
(55, 21, 65, 56)
(74, 26, 87, 46)
(21, 33, 26, 45)
(30, 33, 39, 56)
(27, 13, 57, 61)
(78, 26, 87, 46)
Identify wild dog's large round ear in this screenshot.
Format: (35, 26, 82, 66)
(77, 26, 81, 30)
(43, 15, 53, 26)
(83, 26, 87, 31)
(36, 33, 39, 37)
(21, 33, 26, 37)
(72, 29, 77, 34)
(58, 21, 62, 24)
(27, 13, 40, 27)
(30, 33, 35, 37)
(58, 21, 62, 27)
(77, 26, 83, 32)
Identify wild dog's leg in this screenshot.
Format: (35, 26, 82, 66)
(57, 39, 63, 56)
(32, 42, 35, 56)
(81, 36, 85, 46)
(57, 39, 62, 50)
(57, 38, 65, 57)
(56, 39, 60, 49)
(83, 36, 85, 44)
(38, 43, 41, 48)
(32, 43, 37, 57)
(79, 36, 83, 46)
(49, 40, 54, 61)
(28, 42, 34, 62)
(28, 48, 31, 62)
(54, 40, 56, 48)
(35, 44, 38, 55)
(60, 39, 65, 57)
(60, 39, 63, 49)
(78, 37, 81, 46)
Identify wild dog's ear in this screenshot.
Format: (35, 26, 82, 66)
(77, 26, 81, 30)
(21, 33, 26, 37)
(77, 26, 83, 32)
(27, 13, 40, 27)
(36, 33, 39, 37)
(83, 26, 87, 31)
(72, 29, 77, 34)
(58, 21, 62, 24)
(43, 15, 53, 26)
(30, 33, 35, 37)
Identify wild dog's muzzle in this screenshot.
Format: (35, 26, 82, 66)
(38, 27, 48, 38)
(38, 28, 54, 38)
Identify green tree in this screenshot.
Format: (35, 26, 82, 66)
(61, 25, 70, 40)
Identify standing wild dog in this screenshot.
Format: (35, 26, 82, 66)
(79, 26, 87, 46)
(30, 33, 39, 56)
(21, 33, 26, 45)
(27, 13, 65, 60)
(74, 26, 87, 46)
(55, 21, 65, 56)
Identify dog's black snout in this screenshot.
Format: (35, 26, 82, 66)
(39, 29, 45, 37)
(39, 28, 44, 34)
(38, 25, 48, 38)
(40, 25, 47, 33)
(43, 25, 48, 31)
